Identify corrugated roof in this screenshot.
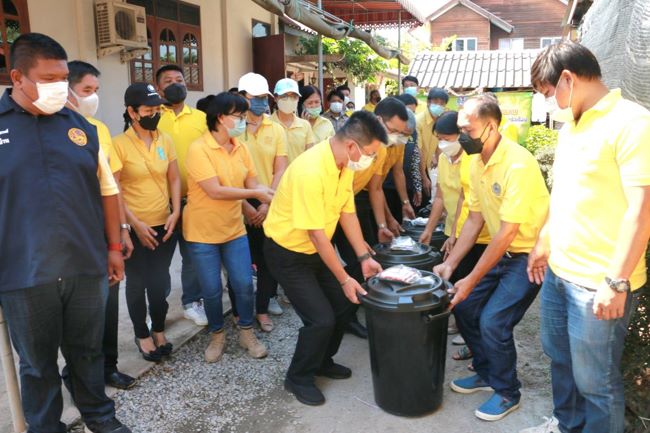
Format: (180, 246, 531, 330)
(408, 50, 541, 89)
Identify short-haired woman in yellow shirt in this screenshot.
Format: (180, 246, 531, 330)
(300, 85, 335, 142)
(184, 92, 274, 363)
(110, 83, 181, 363)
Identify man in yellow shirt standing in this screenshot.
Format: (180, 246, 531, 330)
(263, 111, 384, 406)
(65, 60, 136, 391)
(434, 95, 549, 421)
(416, 88, 449, 200)
(521, 42, 650, 433)
(156, 64, 208, 326)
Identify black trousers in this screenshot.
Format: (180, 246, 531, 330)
(450, 243, 488, 284)
(229, 211, 278, 316)
(103, 281, 120, 373)
(125, 225, 177, 339)
(264, 238, 356, 385)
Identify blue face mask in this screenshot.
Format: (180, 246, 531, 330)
(429, 103, 444, 117)
(249, 97, 269, 116)
(227, 118, 246, 138)
(404, 87, 418, 97)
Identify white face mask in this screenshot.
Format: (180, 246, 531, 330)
(386, 132, 405, 147)
(343, 96, 351, 106)
(32, 80, 69, 114)
(70, 89, 99, 118)
(546, 76, 575, 123)
(438, 139, 462, 160)
(277, 97, 298, 114)
(347, 143, 374, 171)
(330, 102, 343, 114)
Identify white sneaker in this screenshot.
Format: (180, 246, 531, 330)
(519, 416, 560, 433)
(267, 297, 283, 316)
(452, 335, 465, 345)
(184, 301, 208, 326)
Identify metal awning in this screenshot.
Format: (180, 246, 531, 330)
(312, 0, 420, 29)
(408, 50, 541, 90)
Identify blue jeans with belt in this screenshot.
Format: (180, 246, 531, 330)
(454, 253, 540, 402)
(187, 235, 255, 332)
(0, 276, 115, 433)
(540, 269, 638, 433)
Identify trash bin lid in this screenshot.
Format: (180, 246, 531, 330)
(373, 241, 433, 263)
(361, 269, 450, 312)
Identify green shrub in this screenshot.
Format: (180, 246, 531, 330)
(525, 125, 558, 155)
(534, 145, 556, 191)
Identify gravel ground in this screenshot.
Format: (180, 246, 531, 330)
(70, 305, 303, 433)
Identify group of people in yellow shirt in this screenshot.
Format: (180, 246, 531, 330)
(63, 39, 648, 432)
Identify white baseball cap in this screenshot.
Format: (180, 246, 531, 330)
(238, 72, 272, 97)
(274, 78, 301, 96)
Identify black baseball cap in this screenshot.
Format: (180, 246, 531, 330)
(124, 82, 167, 106)
(435, 111, 459, 134)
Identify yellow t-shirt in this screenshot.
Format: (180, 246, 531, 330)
(263, 140, 355, 254)
(183, 131, 257, 244)
(458, 153, 491, 244)
(158, 104, 207, 196)
(240, 115, 287, 187)
(436, 153, 461, 237)
(362, 102, 376, 112)
(416, 110, 439, 169)
(310, 115, 336, 143)
(380, 145, 406, 181)
(352, 145, 388, 194)
(110, 127, 177, 226)
(548, 89, 650, 290)
(86, 116, 119, 197)
(467, 137, 549, 253)
(271, 112, 315, 163)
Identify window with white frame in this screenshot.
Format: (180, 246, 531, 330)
(499, 38, 524, 50)
(540, 37, 562, 48)
(453, 37, 477, 52)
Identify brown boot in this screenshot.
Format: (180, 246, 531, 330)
(238, 327, 268, 359)
(204, 330, 226, 363)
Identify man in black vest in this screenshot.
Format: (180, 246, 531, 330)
(0, 33, 130, 433)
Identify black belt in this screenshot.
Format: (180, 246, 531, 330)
(504, 251, 528, 259)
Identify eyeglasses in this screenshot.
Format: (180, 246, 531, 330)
(228, 113, 246, 121)
(354, 141, 377, 160)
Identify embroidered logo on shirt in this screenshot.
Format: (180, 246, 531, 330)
(492, 182, 502, 196)
(68, 128, 88, 146)
(0, 128, 9, 145)
(156, 146, 166, 160)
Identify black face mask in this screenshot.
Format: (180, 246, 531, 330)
(458, 125, 489, 155)
(163, 83, 187, 104)
(137, 112, 161, 131)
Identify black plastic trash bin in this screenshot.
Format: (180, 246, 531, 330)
(372, 242, 442, 272)
(361, 271, 451, 416)
(402, 220, 447, 250)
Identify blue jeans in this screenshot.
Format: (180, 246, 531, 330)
(540, 269, 638, 433)
(454, 253, 540, 402)
(187, 236, 254, 332)
(0, 276, 115, 433)
(178, 232, 202, 306)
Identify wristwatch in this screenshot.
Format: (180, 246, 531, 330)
(402, 199, 410, 205)
(357, 253, 372, 263)
(120, 223, 131, 232)
(605, 277, 631, 293)
(378, 223, 387, 229)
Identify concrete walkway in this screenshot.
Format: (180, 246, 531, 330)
(0, 250, 213, 433)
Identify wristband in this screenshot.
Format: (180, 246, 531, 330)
(357, 253, 372, 263)
(108, 243, 122, 252)
(340, 276, 352, 287)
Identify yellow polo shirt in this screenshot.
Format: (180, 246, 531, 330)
(264, 140, 355, 254)
(85, 116, 119, 197)
(240, 115, 287, 187)
(436, 153, 461, 236)
(458, 153, 491, 244)
(110, 127, 176, 226)
(158, 104, 207, 196)
(310, 115, 336, 143)
(362, 102, 376, 112)
(271, 111, 315, 163)
(381, 145, 406, 181)
(183, 131, 257, 244)
(352, 145, 388, 194)
(548, 89, 650, 290)
(467, 137, 549, 253)
(416, 110, 439, 168)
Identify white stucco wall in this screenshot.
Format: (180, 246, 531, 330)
(3, 0, 278, 134)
